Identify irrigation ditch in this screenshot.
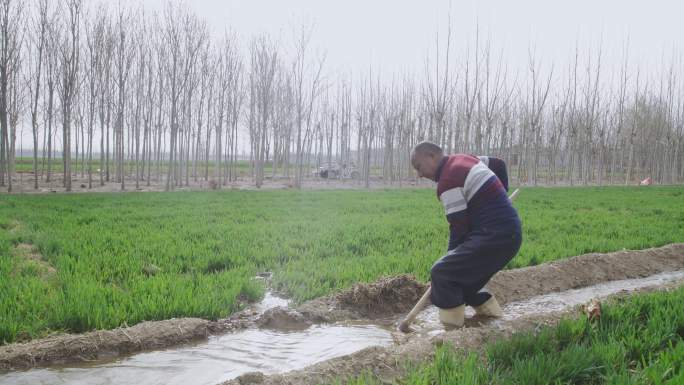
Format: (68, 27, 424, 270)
(1, 243, 683, 385)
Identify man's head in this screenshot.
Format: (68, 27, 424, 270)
(411, 141, 444, 181)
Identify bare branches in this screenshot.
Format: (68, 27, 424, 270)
(0, 0, 24, 191)
(1, 2, 683, 191)
(291, 22, 326, 188)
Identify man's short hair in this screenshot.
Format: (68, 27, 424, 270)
(412, 141, 443, 157)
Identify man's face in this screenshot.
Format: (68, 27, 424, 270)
(411, 152, 440, 181)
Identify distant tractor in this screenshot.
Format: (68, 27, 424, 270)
(317, 162, 360, 179)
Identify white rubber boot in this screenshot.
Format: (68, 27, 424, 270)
(473, 296, 503, 318)
(439, 305, 465, 328)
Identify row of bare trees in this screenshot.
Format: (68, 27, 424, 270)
(0, 0, 682, 192)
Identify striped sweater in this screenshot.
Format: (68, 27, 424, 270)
(435, 154, 514, 250)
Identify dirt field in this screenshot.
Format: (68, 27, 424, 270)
(1, 243, 683, 373)
(2, 169, 661, 196)
(1, 172, 423, 194)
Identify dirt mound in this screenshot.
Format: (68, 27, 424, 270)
(0, 318, 212, 370)
(488, 243, 684, 305)
(257, 308, 312, 330)
(294, 276, 427, 323)
(294, 244, 684, 322)
(0, 307, 259, 371)
(235, 372, 267, 385)
(335, 275, 427, 318)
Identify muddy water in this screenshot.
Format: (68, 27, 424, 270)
(414, 270, 684, 335)
(500, 270, 684, 320)
(0, 324, 393, 385)
(2, 270, 684, 385)
(251, 291, 289, 313)
(0, 293, 394, 385)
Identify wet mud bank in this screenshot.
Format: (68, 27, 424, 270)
(223, 275, 684, 385)
(0, 295, 277, 371)
(5, 271, 683, 385)
(294, 243, 684, 323)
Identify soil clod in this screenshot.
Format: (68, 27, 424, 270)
(258, 307, 312, 331)
(236, 372, 266, 384)
(335, 274, 427, 318)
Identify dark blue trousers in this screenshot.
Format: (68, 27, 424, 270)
(430, 223, 522, 309)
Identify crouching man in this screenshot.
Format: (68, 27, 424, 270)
(410, 141, 522, 328)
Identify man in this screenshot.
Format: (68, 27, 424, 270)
(411, 141, 522, 328)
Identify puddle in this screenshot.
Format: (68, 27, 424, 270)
(250, 291, 289, 314)
(0, 292, 393, 385)
(500, 270, 684, 320)
(0, 324, 392, 385)
(2, 270, 683, 385)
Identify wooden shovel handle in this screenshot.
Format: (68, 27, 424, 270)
(398, 285, 432, 332)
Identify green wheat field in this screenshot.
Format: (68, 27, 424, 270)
(1, 186, 683, 346)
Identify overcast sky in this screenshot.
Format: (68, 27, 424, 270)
(15, 0, 684, 150)
(126, 0, 683, 76)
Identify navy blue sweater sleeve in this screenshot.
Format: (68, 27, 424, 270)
(447, 211, 469, 251)
(481, 156, 509, 192)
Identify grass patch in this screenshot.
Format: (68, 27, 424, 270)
(343, 286, 684, 384)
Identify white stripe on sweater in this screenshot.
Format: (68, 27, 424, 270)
(440, 187, 467, 215)
(464, 162, 495, 201)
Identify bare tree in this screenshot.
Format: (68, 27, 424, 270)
(161, 4, 183, 191)
(112, 6, 134, 190)
(3, 2, 684, 192)
(249, 35, 278, 188)
(0, 0, 22, 191)
(25, 0, 48, 189)
(291, 23, 326, 188)
(609, 44, 629, 184)
(42, 9, 60, 183)
(226, 44, 244, 183)
(55, 0, 81, 192)
(528, 48, 553, 185)
(84, 4, 107, 189)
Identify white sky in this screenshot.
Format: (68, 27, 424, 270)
(16, 0, 684, 152)
(130, 0, 683, 76)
